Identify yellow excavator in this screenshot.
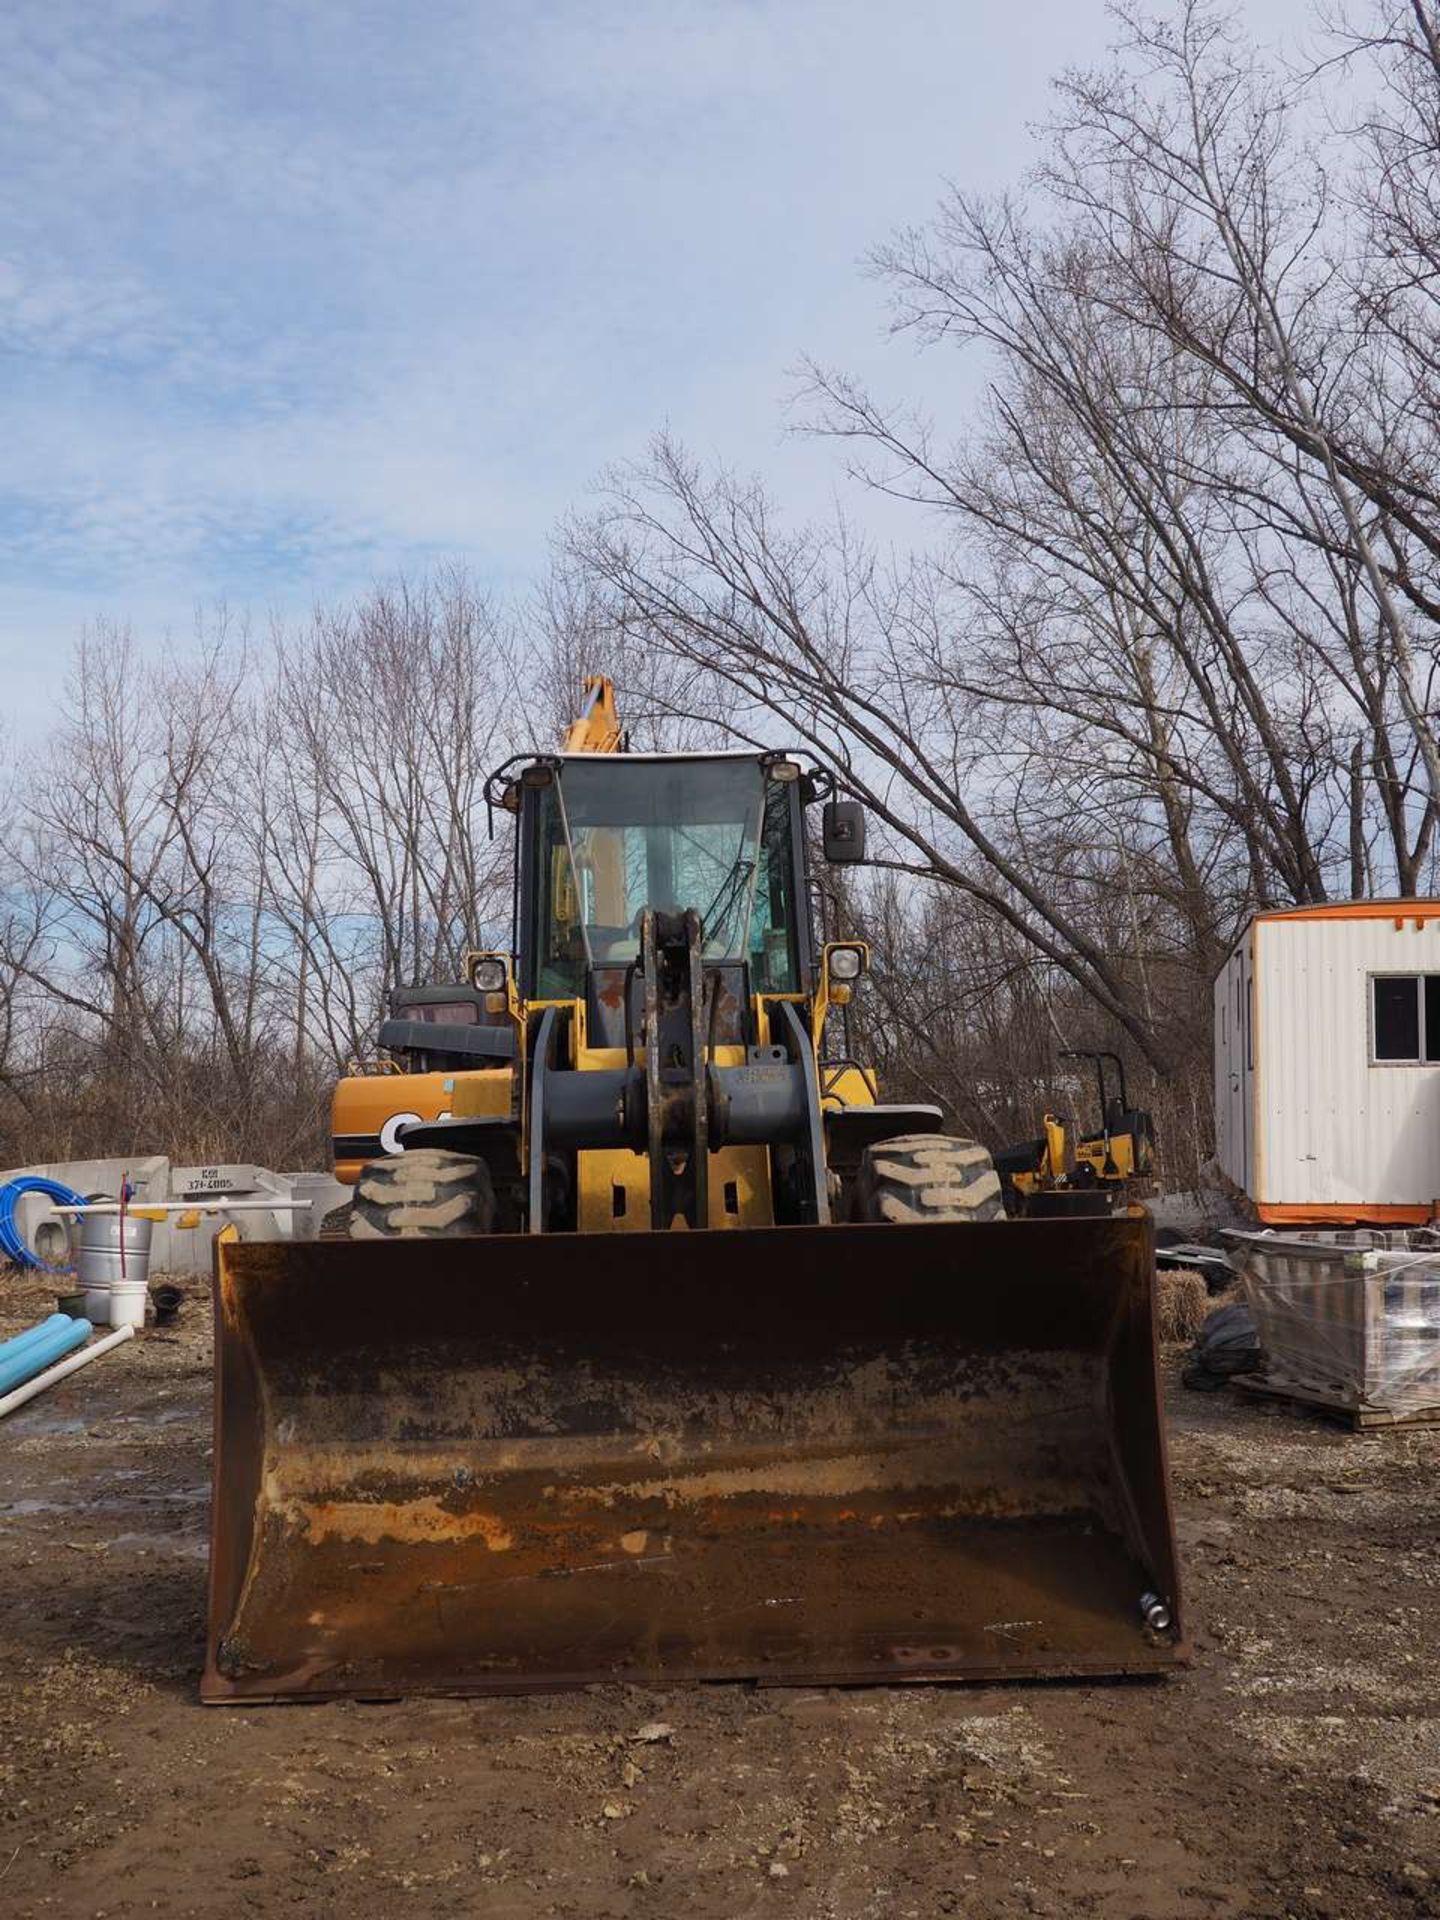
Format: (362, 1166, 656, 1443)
(204, 680, 1183, 1702)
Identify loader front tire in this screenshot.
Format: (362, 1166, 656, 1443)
(324, 1149, 496, 1239)
(856, 1132, 1005, 1224)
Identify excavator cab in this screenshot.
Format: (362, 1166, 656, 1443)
(204, 686, 1185, 1703)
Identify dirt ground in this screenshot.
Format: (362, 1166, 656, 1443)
(0, 1266, 1436, 1920)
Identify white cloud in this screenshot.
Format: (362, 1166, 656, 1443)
(0, 0, 1321, 695)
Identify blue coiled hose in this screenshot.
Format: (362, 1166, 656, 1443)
(0, 1177, 88, 1272)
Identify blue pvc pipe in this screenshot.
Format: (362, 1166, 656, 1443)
(0, 1317, 89, 1394)
(0, 1312, 75, 1364)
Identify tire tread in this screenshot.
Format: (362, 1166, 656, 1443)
(324, 1149, 496, 1239)
(856, 1132, 1004, 1224)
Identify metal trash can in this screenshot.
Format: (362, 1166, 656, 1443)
(77, 1214, 153, 1327)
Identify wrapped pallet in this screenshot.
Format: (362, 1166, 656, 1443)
(1226, 1228, 1440, 1426)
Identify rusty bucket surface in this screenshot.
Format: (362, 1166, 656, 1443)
(203, 1214, 1185, 1702)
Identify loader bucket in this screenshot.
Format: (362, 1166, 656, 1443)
(203, 1213, 1185, 1702)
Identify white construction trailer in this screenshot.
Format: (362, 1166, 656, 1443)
(1215, 900, 1440, 1225)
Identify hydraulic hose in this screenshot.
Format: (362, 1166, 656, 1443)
(0, 1176, 88, 1271)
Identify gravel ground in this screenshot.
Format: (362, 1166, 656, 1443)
(0, 1264, 1436, 1919)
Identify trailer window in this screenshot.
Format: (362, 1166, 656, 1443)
(1370, 974, 1440, 1062)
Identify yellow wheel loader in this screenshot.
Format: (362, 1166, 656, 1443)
(204, 681, 1184, 1702)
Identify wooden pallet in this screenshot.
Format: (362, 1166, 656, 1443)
(1237, 1372, 1440, 1430)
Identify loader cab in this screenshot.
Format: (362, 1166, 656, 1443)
(513, 752, 816, 1044)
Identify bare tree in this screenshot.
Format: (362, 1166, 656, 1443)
(9, 1, 1440, 1179)
(566, 440, 1195, 1071)
(1, 575, 525, 1166)
(560, 0, 1440, 1135)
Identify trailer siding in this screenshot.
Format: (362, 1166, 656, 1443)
(1218, 906, 1440, 1215)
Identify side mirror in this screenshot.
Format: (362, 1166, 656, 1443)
(822, 799, 866, 863)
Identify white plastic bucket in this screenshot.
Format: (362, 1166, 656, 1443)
(77, 1214, 153, 1326)
(106, 1280, 149, 1330)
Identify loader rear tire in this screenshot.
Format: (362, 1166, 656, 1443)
(325, 1149, 496, 1239)
(856, 1132, 1005, 1224)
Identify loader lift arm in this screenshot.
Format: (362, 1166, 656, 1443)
(563, 675, 623, 754)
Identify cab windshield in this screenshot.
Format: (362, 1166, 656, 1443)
(532, 757, 800, 999)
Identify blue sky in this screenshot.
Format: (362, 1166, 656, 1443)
(1, 0, 1314, 703)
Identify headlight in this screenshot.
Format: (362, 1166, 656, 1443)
(471, 955, 508, 993)
(828, 945, 864, 983)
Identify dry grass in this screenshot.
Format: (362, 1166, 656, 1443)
(1157, 1267, 1210, 1344)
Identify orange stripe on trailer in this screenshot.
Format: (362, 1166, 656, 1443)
(1257, 1201, 1440, 1227)
(1252, 899, 1440, 925)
